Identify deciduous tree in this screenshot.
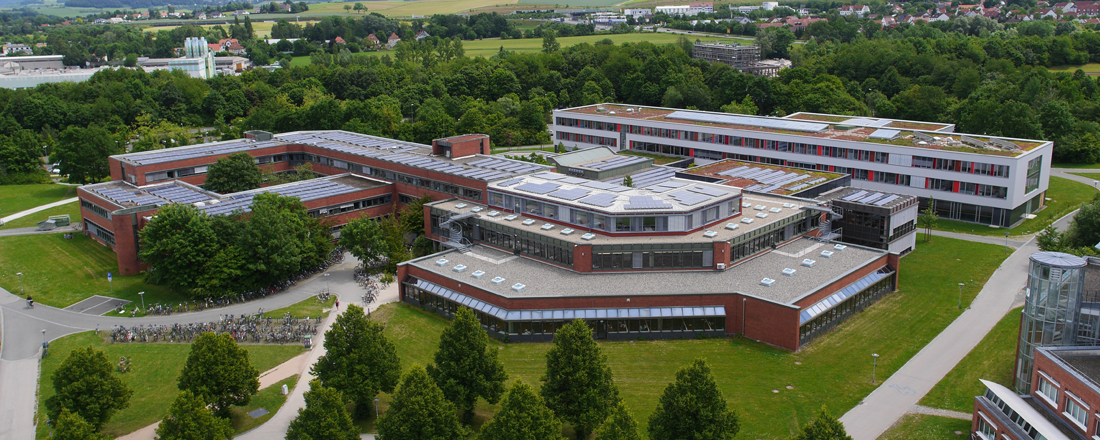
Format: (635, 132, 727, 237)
(593, 403, 642, 440)
(648, 359, 739, 440)
(286, 380, 359, 440)
(541, 319, 619, 440)
(45, 347, 132, 429)
(53, 125, 119, 184)
(53, 408, 110, 440)
(377, 365, 466, 440)
(203, 152, 262, 193)
(156, 390, 234, 440)
(138, 204, 219, 291)
(478, 380, 563, 440)
(428, 307, 508, 423)
(791, 406, 852, 440)
(178, 332, 260, 417)
(312, 304, 401, 418)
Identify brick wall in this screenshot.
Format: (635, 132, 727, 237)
(1031, 348, 1100, 437)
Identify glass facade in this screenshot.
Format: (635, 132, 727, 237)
(798, 269, 895, 346)
(403, 277, 726, 342)
(1015, 252, 1088, 394)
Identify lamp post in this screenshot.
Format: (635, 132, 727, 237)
(872, 353, 879, 384)
(324, 273, 330, 293)
(16, 272, 23, 295)
(138, 291, 145, 316)
(958, 283, 964, 310)
(1005, 231, 1009, 255)
(373, 397, 380, 420)
(42, 329, 46, 346)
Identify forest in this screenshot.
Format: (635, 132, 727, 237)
(4, 18, 1100, 185)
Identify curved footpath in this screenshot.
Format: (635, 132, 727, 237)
(0, 198, 78, 225)
(0, 253, 371, 440)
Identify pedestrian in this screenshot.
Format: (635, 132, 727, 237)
(335, 300, 339, 310)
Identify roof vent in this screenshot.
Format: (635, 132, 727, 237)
(704, 230, 718, 238)
(725, 223, 739, 230)
(783, 203, 796, 208)
(741, 218, 754, 224)
(769, 207, 782, 213)
(782, 268, 796, 276)
(504, 215, 518, 221)
(608, 111, 616, 115)
(453, 264, 467, 273)
(801, 259, 816, 267)
(472, 206, 483, 212)
(581, 233, 597, 240)
(207, 199, 220, 204)
(471, 270, 486, 279)
(756, 213, 768, 219)
(435, 258, 449, 267)
(488, 211, 500, 217)
(455, 203, 468, 209)
(193, 202, 206, 207)
(522, 219, 536, 226)
(491, 276, 506, 284)
(820, 250, 834, 258)
(511, 283, 527, 292)
(754, 205, 767, 210)
(541, 223, 555, 230)
(561, 228, 575, 235)
(834, 244, 847, 251)
(760, 278, 776, 287)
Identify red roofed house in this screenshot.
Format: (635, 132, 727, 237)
(365, 34, 380, 48)
(387, 32, 401, 49)
(1077, 1, 1100, 14)
(334, 36, 347, 44)
(415, 30, 431, 40)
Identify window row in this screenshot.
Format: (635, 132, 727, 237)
(555, 117, 618, 132)
(308, 194, 392, 218)
(799, 275, 893, 346)
(592, 250, 713, 270)
(369, 167, 482, 202)
(983, 388, 1044, 440)
(85, 219, 115, 246)
(557, 131, 617, 147)
(477, 225, 574, 266)
(488, 192, 732, 234)
(81, 200, 112, 220)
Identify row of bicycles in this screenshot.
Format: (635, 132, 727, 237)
(108, 313, 323, 345)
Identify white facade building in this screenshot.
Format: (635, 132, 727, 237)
(623, 8, 652, 17)
(552, 104, 1052, 227)
(655, 2, 714, 16)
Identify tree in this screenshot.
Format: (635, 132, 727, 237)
(344, 4, 351, 13)
(542, 30, 560, 53)
(919, 197, 938, 243)
(0, 129, 43, 176)
(1066, 193, 1100, 249)
(53, 125, 120, 184)
(312, 304, 401, 418)
(235, 192, 332, 289)
(792, 406, 852, 440)
(286, 380, 359, 440)
(622, 175, 633, 188)
(540, 319, 620, 440)
(428, 307, 508, 423)
(339, 215, 390, 264)
(53, 408, 110, 440)
(138, 204, 219, 291)
(45, 347, 132, 430)
(593, 403, 643, 440)
(648, 359, 739, 440)
(177, 332, 260, 417)
(376, 365, 466, 440)
(203, 152, 262, 193)
(354, 2, 365, 13)
(156, 390, 234, 440)
(478, 381, 563, 440)
(1037, 225, 1066, 252)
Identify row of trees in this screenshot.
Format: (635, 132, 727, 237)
(47, 332, 260, 439)
(1037, 193, 1100, 256)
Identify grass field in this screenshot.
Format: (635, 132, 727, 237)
(1071, 172, 1100, 181)
(0, 184, 78, 219)
(144, 21, 277, 39)
(0, 201, 80, 230)
(932, 176, 1098, 236)
(1055, 163, 1100, 169)
(373, 236, 1007, 439)
(1046, 63, 1100, 73)
(263, 295, 335, 319)
(919, 307, 1022, 413)
(879, 414, 971, 440)
(0, 233, 185, 309)
(309, 0, 521, 17)
(35, 331, 304, 439)
(231, 375, 298, 434)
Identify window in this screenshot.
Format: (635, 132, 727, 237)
(1037, 374, 1059, 406)
(976, 414, 996, 440)
(616, 217, 632, 232)
(703, 207, 719, 223)
(81, 200, 111, 220)
(1065, 393, 1088, 428)
(1026, 156, 1043, 193)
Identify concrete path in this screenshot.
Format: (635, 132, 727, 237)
(909, 405, 972, 421)
(0, 253, 363, 440)
(925, 229, 1028, 247)
(0, 198, 78, 224)
(0, 225, 81, 237)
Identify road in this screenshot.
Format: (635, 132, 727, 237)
(0, 252, 377, 440)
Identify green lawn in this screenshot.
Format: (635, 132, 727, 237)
(931, 176, 1099, 236)
(0, 184, 78, 219)
(0, 233, 186, 309)
(879, 414, 971, 440)
(0, 201, 80, 230)
(263, 295, 335, 319)
(920, 307, 1022, 413)
(1055, 163, 1100, 169)
(1046, 63, 1100, 73)
(35, 332, 304, 439)
(231, 375, 299, 434)
(618, 150, 685, 165)
(374, 236, 1007, 439)
(1071, 172, 1100, 181)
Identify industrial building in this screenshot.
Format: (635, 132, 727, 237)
(692, 43, 782, 77)
(77, 128, 916, 350)
(552, 104, 1053, 227)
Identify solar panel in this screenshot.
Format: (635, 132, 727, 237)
(515, 182, 561, 194)
(687, 186, 727, 197)
(869, 129, 901, 140)
(535, 172, 565, 180)
(560, 177, 588, 185)
(874, 195, 900, 206)
(548, 188, 591, 200)
(497, 178, 524, 187)
(665, 111, 829, 133)
(667, 191, 709, 206)
(582, 181, 617, 190)
(842, 190, 868, 201)
(623, 196, 673, 210)
(578, 193, 617, 207)
(858, 193, 886, 204)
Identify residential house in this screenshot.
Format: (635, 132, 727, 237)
(194, 12, 206, 20)
(334, 36, 347, 44)
(415, 30, 430, 40)
(279, 3, 291, 11)
(1076, 0, 1099, 14)
(1054, 1, 1076, 12)
(387, 32, 401, 49)
(1036, 8, 1059, 17)
(365, 34, 380, 48)
(838, 4, 870, 16)
(1, 43, 32, 55)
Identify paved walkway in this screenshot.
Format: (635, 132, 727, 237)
(909, 405, 972, 421)
(0, 253, 364, 440)
(0, 197, 78, 224)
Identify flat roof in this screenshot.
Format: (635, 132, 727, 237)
(407, 237, 886, 305)
(430, 191, 813, 246)
(488, 173, 739, 215)
(682, 159, 845, 196)
(111, 130, 551, 182)
(1042, 347, 1100, 392)
(816, 186, 916, 210)
(197, 174, 387, 216)
(559, 104, 1048, 157)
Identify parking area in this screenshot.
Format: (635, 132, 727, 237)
(63, 295, 131, 316)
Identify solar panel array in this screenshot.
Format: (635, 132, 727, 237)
(666, 190, 710, 206)
(145, 184, 211, 204)
(841, 118, 892, 127)
(630, 168, 676, 189)
(869, 129, 901, 140)
(515, 182, 561, 195)
(497, 177, 524, 187)
(93, 187, 167, 207)
(665, 111, 829, 133)
(718, 165, 816, 193)
(578, 193, 618, 207)
(624, 196, 673, 210)
(123, 140, 282, 166)
(548, 188, 591, 201)
(533, 172, 563, 180)
(687, 186, 727, 197)
(582, 181, 630, 192)
(842, 190, 868, 201)
(838, 190, 903, 206)
(466, 158, 546, 175)
(584, 156, 648, 170)
(644, 178, 688, 192)
(874, 195, 900, 206)
(199, 180, 359, 216)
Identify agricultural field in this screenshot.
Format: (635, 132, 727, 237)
(144, 21, 278, 38)
(1046, 63, 1100, 74)
(308, 0, 523, 17)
